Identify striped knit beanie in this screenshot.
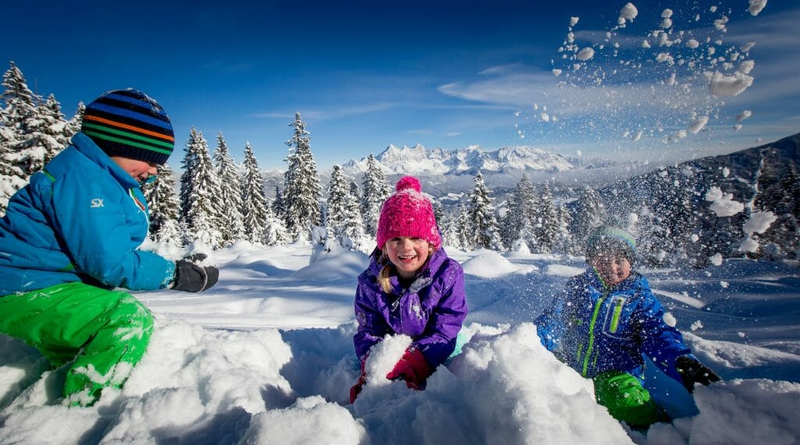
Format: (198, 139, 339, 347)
(376, 176, 442, 250)
(80, 88, 174, 165)
(586, 226, 637, 265)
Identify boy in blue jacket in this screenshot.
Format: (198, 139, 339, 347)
(0, 88, 218, 406)
(535, 226, 719, 428)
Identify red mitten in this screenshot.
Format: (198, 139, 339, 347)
(349, 359, 367, 403)
(386, 348, 433, 390)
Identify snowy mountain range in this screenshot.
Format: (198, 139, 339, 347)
(340, 143, 587, 176)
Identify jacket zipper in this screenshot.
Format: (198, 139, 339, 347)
(581, 292, 608, 377)
(610, 298, 624, 334)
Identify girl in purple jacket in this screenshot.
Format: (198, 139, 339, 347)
(350, 176, 468, 403)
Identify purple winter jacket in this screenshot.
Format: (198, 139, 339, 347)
(353, 248, 468, 368)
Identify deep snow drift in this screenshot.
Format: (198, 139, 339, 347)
(1, 242, 799, 444)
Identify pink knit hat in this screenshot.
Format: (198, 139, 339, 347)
(376, 176, 441, 249)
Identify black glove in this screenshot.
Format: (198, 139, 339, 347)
(676, 355, 721, 393)
(172, 259, 219, 292)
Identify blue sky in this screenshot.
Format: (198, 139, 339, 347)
(4, 0, 799, 170)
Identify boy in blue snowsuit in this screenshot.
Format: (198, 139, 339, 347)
(0, 89, 218, 406)
(535, 226, 720, 428)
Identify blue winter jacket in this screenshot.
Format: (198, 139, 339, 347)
(535, 269, 690, 382)
(354, 248, 468, 368)
(0, 132, 175, 296)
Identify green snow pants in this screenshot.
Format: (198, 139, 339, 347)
(0, 282, 154, 406)
(593, 370, 663, 428)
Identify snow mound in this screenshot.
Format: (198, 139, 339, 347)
(461, 250, 534, 278)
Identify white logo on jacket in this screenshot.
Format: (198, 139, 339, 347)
(90, 198, 104, 208)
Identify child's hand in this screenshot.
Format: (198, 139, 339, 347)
(386, 347, 432, 390)
(676, 355, 721, 393)
(171, 259, 219, 292)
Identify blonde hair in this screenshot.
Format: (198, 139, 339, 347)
(377, 244, 436, 294)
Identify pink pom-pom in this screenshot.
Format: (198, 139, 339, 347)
(396, 176, 422, 193)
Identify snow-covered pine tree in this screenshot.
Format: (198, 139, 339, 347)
(325, 166, 366, 250)
(455, 202, 472, 250)
(571, 185, 606, 253)
(271, 185, 285, 221)
(179, 128, 224, 248)
(37, 94, 70, 164)
(534, 182, 559, 254)
(326, 165, 350, 244)
(263, 201, 290, 246)
(501, 175, 537, 251)
(65, 101, 84, 139)
(1, 61, 44, 184)
(240, 142, 269, 244)
(361, 153, 391, 237)
(440, 208, 463, 250)
(554, 203, 574, 254)
(213, 132, 244, 247)
(342, 181, 366, 250)
(283, 112, 322, 242)
(468, 172, 504, 250)
(143, 162, 183, 245)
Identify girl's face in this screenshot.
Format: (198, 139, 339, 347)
(590, 251, 632, 287)
(384, 237, 432, 280)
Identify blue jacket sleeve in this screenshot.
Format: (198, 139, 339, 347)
(535, 290, 568, 352)
(412, 263, 468, 367)
(50, 169, 174, 291)
(637, 285, 691, 382)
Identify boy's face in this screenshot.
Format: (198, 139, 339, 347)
(589, 251, 632, 287)
(111, 156, 158, 184)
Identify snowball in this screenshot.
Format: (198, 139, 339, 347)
(707, 71, 754, 97)
(570, 16, 579, 27)
(740, 42, 756, 52)
(620, 3, 638, 22)
(736, 110, 752, 121)
(577, 47, 595, 61)
(720, 281, 729, 288)
(552, 69, 562, 76)
(705, 187, 744, 217)
(722, 167, 730, 177)
(739, 60, 755, 74)
(689, 116, 709, 134)
(710, 253, 723, 266)
(687, 39, 700, 49)
(691, 320, 704, 331)
(739, 237, 760, 253)
(743, 211, 777, 235)
(663, 312, 677, 327)
(749, 0, 767, 16)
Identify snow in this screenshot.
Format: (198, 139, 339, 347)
(1, 243, 799, 444)
(743, 211, 777, 235)
(705, 186, 745, 217)
(749, 0, 768, 17)
(736, 110, 752, 121)
(706, 71, 754, 97)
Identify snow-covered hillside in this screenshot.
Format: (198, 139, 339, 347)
(1, 242, 798, 444)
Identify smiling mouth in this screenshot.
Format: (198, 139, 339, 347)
(398, 254, 417, 263)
